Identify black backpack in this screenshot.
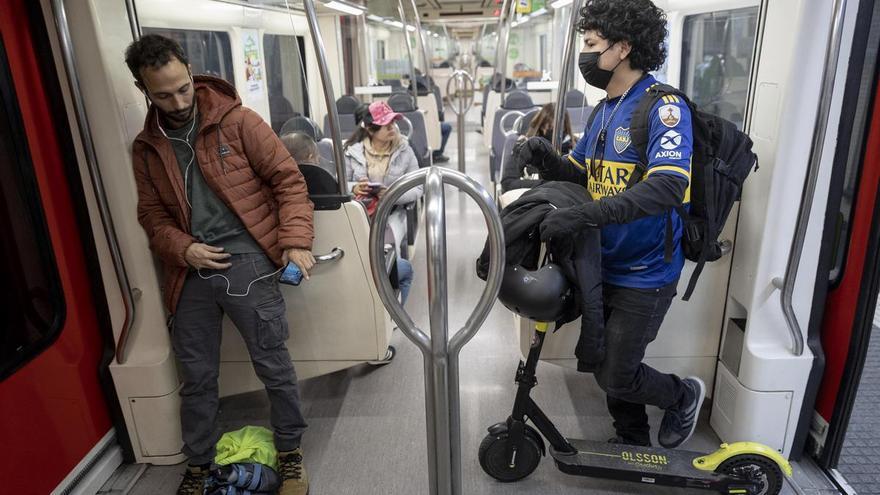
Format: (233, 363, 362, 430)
(587, 83, 759, 300)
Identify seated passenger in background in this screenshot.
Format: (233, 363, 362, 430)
(281, 132, 337, 195)
(404, 72, 452, 163)
(343, 101, 420, 304)
(502, 103, 574, 193)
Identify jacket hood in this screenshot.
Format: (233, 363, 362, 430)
(137, 75, 241, 144)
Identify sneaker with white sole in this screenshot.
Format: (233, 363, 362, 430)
(658, 376, 706, 449)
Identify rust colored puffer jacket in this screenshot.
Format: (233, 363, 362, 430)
(132, 76, 314, 313)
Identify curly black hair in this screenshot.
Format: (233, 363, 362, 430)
(124, 34, 190, 84)
(576, 0, 668, 73)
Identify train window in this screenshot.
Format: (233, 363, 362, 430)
(680, 7, 759, 130)
(141, 27, 235, 86)
(264, 34, 310, 134)
(0, 39, 65, 381)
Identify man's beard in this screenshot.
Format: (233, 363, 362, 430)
(163, 104, 195, 126)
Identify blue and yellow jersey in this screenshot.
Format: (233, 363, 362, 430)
(569, 75, 692, 288)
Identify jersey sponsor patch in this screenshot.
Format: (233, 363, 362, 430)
(655, 150, 683, 160)
(660, 130, 682, 150)
(614, 127, 631, 154)
(659, 104, 681, 128)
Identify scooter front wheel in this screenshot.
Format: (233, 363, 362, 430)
(478, 429, 542, 482)
(715, 454, 784, 495)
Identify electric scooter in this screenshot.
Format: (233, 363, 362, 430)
(479, 318, 792, 494)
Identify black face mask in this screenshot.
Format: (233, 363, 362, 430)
(578, 45, 620, 90)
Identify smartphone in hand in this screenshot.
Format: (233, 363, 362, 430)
(280, 262, 303, 286)
(367, 182, 384, 195)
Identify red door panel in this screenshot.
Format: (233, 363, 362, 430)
(0, 1, 112, 493)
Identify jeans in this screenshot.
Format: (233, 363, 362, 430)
(435, 122, 452, 156)
(172, 253, 308, 464)
(397, 258, 414, 305)
(593, 280, 684, 445)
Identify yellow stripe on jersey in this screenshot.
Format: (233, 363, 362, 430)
(568, 154, 587, 170)
(646, 165, 691, 203)
(646, 165, 690, 180)
(586, 160, 638, 200)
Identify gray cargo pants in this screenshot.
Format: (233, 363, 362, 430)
(171, 253, 307, 465)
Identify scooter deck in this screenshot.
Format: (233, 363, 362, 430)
(550, 438, 741, 492)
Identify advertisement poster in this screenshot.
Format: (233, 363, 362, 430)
(516, 0, 531, 14)
(242, 29, 264, 97)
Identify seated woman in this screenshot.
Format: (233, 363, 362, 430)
(501, 103, 575, 194)
(343, 101, 422, 305)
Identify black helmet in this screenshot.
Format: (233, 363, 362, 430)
(498, 263, 574, 322)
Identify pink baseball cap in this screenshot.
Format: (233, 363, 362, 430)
(367, 101, 402, 126)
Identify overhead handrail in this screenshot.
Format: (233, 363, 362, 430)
(302, 0, 348, 195)
(52, 0, 138, 364)
(368, 167, 505, 495)
(446, 70, 475, 172)
(553, 0, 584, 153)
(780, 0, 847, 356)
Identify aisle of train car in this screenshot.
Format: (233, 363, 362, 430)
(99, 109, 838, 495)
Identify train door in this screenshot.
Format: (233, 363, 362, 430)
(804, 0, 880, 491)
(0, 1, 120, 493)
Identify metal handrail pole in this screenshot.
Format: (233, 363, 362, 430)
(553, 0, 583, 152)
(409, 0, 434, 91)
(368, 168, 505, 495)
(124, 0, 141, 41)
(302, 0, 348, 193)
(497, 0, 516, 108)
(398, 1, 420, 105)
(52, 0, 138, 364)
(457, 74, 466, 171)
(781, 0, 847, 356)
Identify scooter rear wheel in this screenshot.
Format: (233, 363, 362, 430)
(715, 454, 784, 495)
(478, 429, 542, 482)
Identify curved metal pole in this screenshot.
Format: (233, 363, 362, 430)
(552, 0, 583, 152)
(302, 0, 348, 194)
(497, 0, 517, 107)
(368, 167, 505, 495)
(409, 0, 434, 91)
(446, 71, 475, 173)
(124, 0, 141, 41)
(398, 1, 420, 104)
(491, 0, 510, 72)
(51, 0, 138, 363)
(780, 0, 847, 357)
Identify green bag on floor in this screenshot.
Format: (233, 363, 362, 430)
(214, 426, 278, 470)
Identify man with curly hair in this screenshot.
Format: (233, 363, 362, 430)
(517, 0, 705, 449)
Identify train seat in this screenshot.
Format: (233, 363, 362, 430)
(217, 198, 394, 395)
(564, 89, 594, 134)
(489, 91, 536, 181)
(322, 95, 360, 139)
(388, 92, 432, 168)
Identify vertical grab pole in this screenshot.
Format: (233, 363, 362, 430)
(424, 168, 451, 495)
(446, 71, 475, 173)
(302, 0, 348, 194)
(368, 168, 505, 495)
(553, 0, 584, 152)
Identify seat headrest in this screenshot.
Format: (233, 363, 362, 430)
(388, 93, 417, 112)
(279, 116, 324, 141)
(502, 90, 534, 110)
(336, 95, 361, 114)
(565, 89, 586, 108)
(515, 109, 539, 134)
(299, 163, 338, 196)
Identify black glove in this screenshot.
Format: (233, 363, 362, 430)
(539, 203, 603, 241)
(513, 136, 554, 171)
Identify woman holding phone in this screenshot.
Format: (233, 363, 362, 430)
(343, 101, 421, 304)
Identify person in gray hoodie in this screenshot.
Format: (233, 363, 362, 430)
(344, 101, 421, 304)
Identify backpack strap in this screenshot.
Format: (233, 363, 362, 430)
(585, 98, 606, 131)
(679, 159, 718, 301)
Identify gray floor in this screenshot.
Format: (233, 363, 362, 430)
(109, 108, 839, 495)
(837, 322, 880, 494)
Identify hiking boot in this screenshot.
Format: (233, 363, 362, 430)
(607, 435, 651, 447)
(278, 448, 309, 495)
(177, 464, 209, 495)
(658, 376, 706, 449)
